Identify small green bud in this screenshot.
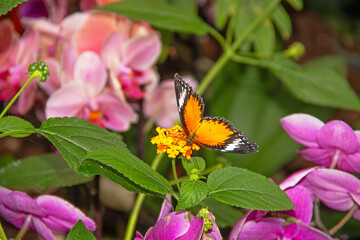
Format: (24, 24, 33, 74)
(27, 61, 50, 82)
(197, 208, 213, 232)
(284, 42, 305, 60)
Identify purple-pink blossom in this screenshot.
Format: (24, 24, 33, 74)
(135, 195, 213, 240)
(281, 113, 360, 173)
(229, 168, 332, 240)
(0, 186, 95, 240)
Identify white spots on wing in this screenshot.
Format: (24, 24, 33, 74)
(178, 88, 187, 111)
(222, 137, 244, 152)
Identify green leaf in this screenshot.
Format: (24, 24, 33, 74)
(199, 198, 244, 228)
(305, 55, 347, 77)
(66, 220, 96, 240)
(97, 0, 209, 34)
(207, 167, 294, 211)
(214, 0, 236, 30)
(155, 0, 197, 16)
(0, 153, 91, 190)
(272, 5, 292, 40)
(286, 0, 303, 11)
(37, 117, 127, 170)
(182, 157, 206, 176)
(176, 180, 209, 210)
(84, 147, 173, 195)
(252, 18, 275, 57)
(36, 118, 153, 193)
(0, 0, 28, 16)
(268, 54, 360, 110)
(0, 116, 35, 137)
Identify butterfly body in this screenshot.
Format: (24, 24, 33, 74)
(174, 73, 258, 154)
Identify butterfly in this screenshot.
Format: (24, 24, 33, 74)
(174, 73, 258, 154)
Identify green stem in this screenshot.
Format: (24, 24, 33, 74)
(329, 205, 359, 236)
(0, 221, 8, 240)
(196, 0, 281, 95)
(123, 153, 164, 240)
(207, 26, 227, 49)
(172, 158, 181, 192)
(0, 72, 40, 119)
(169, 162, 224, 185)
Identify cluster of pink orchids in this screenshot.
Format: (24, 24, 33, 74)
(134, 113, 360, 240)
(0, 0, 188, 131)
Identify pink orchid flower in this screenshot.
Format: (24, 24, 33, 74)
(45, 51, 137, 131)
(102, 31, 161, 100)
(135, 195, 206, 240)
(229, 169, 332, 240)
(0, 186, 95, 240)
(0, 21, 39, 115)
(281, 113, 360, 173)
(306, 168, 360, 220)
(143, 76, 198, 128)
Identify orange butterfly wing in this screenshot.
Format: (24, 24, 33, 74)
(174, 74, 258, 154)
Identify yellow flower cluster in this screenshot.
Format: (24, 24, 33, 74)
(151, 125, 200, 159)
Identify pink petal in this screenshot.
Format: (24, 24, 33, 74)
(298, 148, 332, 167)
(279, 167, 318, 190)
(2, 191, 46, 217)
(282, 186, 314, 224)
(71, 12, 118, 55)
(45, 82, 88, 118)
(15, 28, 39, 66)
(306, 169, 360, 211)
(0, 204, 28, 228)
(21, 18, 60, 37)
(134, 231, 144, 240)
(157, 194, 172, 222)
(317, 120, 359, 154)
(73, 51, 107, 95)
(122, 35, 161, 70)
(101, 32, 123, 70)
(280, 113, 324, 148)
(31, 217, 56, 240)
(37, 195, 96, 231)
(291, 222, 332, 240)
(177, 217, 204, 240)
(0, 19, 17, 66)
(232, 218, 284, 240)
(96, 90, 138, 131)
(337, 152, 360, 173)
(150, 212, 191, 239)
(18, 77, 37, 115)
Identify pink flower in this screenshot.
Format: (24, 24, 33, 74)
(135, 195, 205, 240)
(0, 20, 39, 115)
(0, 186, 95, 240)
(45, 51, 137, 131)
(306, 168, 360, 220)
(102, 31, 161, 100)
(229, 169, 332, 240)
(281, 113, 360, 173)
(143, 76, 198, 128)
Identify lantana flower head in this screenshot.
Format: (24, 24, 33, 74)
(0, 186, 95, 240)
(151, 125, 200, 159)
(281, 113, 360, 173)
